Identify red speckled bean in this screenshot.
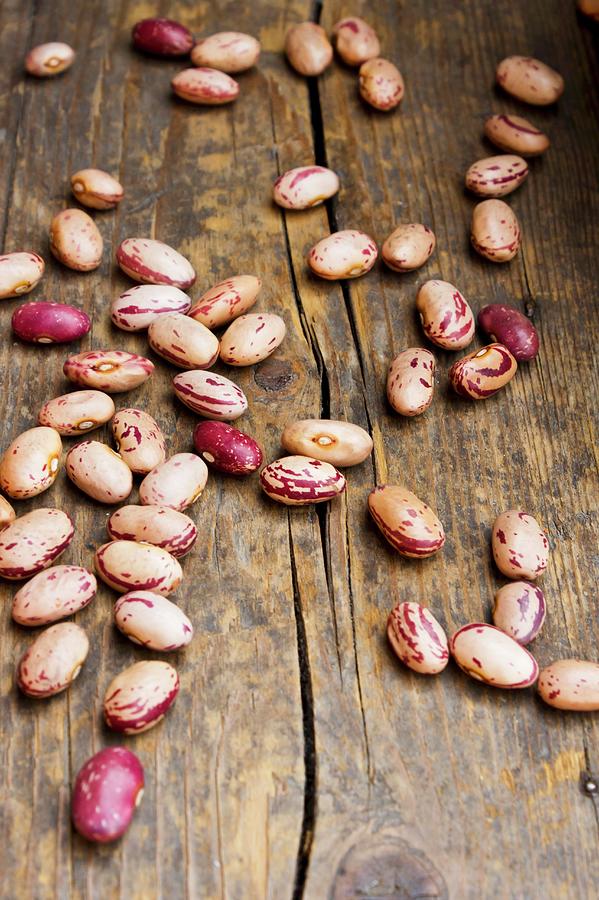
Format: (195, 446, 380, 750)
(386, 348, 435, 417)
(172, 68, 239, 104)
(66, 441, 133, 504)
(114, 591, 193, 651)
(173, 370, 248, 419)
(63, 350, 154, 393)
(17, 622, 89, 697)
(0, 495, 16, 529)
(449, 343, 517, 400)
(332, 17, 380, 67)
(12, 301, 90, 344)
(219, 313, 286, 366)
(112, 409, 166, 475)
(0, 426, 62, 499)
(71, 169, 124, 210)
(95, 541, 183, 596)
(281, 419, 373, 467)
(148, 312, 219, 370)
(72, 747, 144, 843)
(188, 274, 261, 329)
(260, 455, 346, 505)
(477, 304, 539, 361)
(450, 623, 539, 688)
(50, 209, 103, 272)
(0, 508, 74, 580)
(387, 601, 449, 674)
(111, 284, 191, 332)
(116, 238, 196, 289)
(25, 42, 74, 76)
(273, 166, 340, 210)
(193, 421, 263, 475)
(416, 280, 475, 350)
(491, 509, 549, 580)
(38, 390, 115, 435)
(191, 32, 260, 73)
(465, 155, 529, 198)
(382, 224, 436, 272)
(132, 18, 193, 56)
(471, 199, 521, 263)
(307, 230, 378, 279)
(107, 505, 197, 558)
(538, 659, 599, 711)
(285, 22, 332, 76)
(483, 114, 550, 157)
(492, 582, 546, 645)
(368, 485, 445, 559)
(0, 251, 45, 299)
(103, 660, 180, 734)
(12, 565, 97, 626)
(139, 453, 208, 511)
(496, 55, 564, 105)
(359, 58, 404, 111)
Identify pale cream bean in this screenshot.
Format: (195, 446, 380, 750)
(285, 22, 332, 76)
(483, 114, 550, 157)
(538, 659, 599, 711)
(332, 17, 380, 67)
(17, 622, 88, 698)
(0, 495, 16, 529)
(95, 541, 182, 596)
(449, 343, 517, 399)
(188, 274, 261, 329)
(112, 409, 166, 475)
(112, 284, 191, 332)
(114, 591, 193, 651)
(25, 42, 75, 76)
(71, 168, 124, 210)
(382, 224, 435, 272)
(219, 313, 286, 366)
(12, 565, 97, 626)
(260, 456, 346, 505)
(50, 209, 103, 271)
(450, 623, 539, 688)
(416, 280, 475, 350)
(172, 370, 248, 419)
(171, 68, 239, 104)
(139, 454, 208, 511)
(387, 602, 449, 675)
(0, 251, 45, 299)
(103, 660, 179, 733)
(148, 313, 219, 369)
(359, 58, 404, 111)
(38, 390, 115, 435)
(66, 441, 133, 504)
(281, 419, 373, 467)
(465, 155, 529, 198)
(273, 166, 339, 210)
(307, 230, 378, 279)
(496, 55, 564, 105)
(492, 582, 546, 645)
(191, 32, 260, 73)
(368, 485, 445, 558)
(491, 509, 549, 580)
(116, 238, 196, 289)
(107, 505, 197, 558)
(0, 427, 62, 500)
(63, 350, 154, 393)
(386, 349, 435, 417)
(471, 199, 521, 263)
(0, 508, 74, 580)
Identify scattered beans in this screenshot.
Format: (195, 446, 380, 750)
(12, 301, 90, 344)
(0, 426, 62, 499)
(449, 343, 517, 399)
(496, 55, 564, 106)
(12, 565, 97, 626)
(483, 114, 550, 157)
(112, 284, 191, 331)
(25, 42, 75, 76)
(116, 238, 196, 289)
(368, 485, 445, 558)
(387, 348, 435, 417)
(281, 419, 373, 467)
(382, 224, 435, 272)
(17, 622, 89, 698)
(193, 421, 263, 475)
(71, 168, 124, 210)
(107, 505, 197, 558)
(114, 591, 193, 651)
(273, 166, 340, 210)
(307, 230, 378, 279)
(0, 251, 44, 299)
(284, 22, 333, 76)
(103, 660, 180, 733)
(387, 602, 449, 674)
(148, 312, 219, 369)
(132, 18, 194, 56)
(50, 209, 103, 272)
(173, 370, 248, 419)
(139, 453, 208, 511)
(450, 623, 539, 688)
(359, 58, 404, 111)
(63, 350, 154, 393)
(188, 274, 261, 329)
(38, 390, 115, 435)
(477, 304, 539, 361)
(416, 280, 475, 350)
(538, 659, 599, 711)
(492, 582, 546, 645)
(0, 508, 74, 580)
(491, 509, 549, 580)
(191, 32, 260, 72)
(0, 495, 16, 529)
(95, 541, 183, 595)
(465, 154, 529, 198)
(219, 313, 286, 366)
(172, 68, 239, 104)
(332, 17, 380, 67)
(72, 747, 144, 843)
(112, 409, 166, 474)
(260, 456, 346, 505)
(66, 440, 133, 504)
(471, 199, 521, 262)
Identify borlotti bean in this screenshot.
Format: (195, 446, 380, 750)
(307, 230, 378, 279)
(0, 495, 16, 529)
(538, 659, 599, 711)
(496, 56, 564, 106)
(281, 419, 373, 467)
(173, 370, 248, 419)
(359, 58, 404, 111)
(387, 602, 449, 675)
(483, 114, 550, 157)
(72, 747, 145, 843)
(95, 541, 183, 595)
(0, 509, 74, 580)
(193, 421, 263, 475)
(477, 304, 539, 361)
(578, 0, 599, 22)
(112, 284, 191, 332)
(471, 199, 521, 263)
(382, 224, 436, 272)
(332, 17, 380, 67)
(450, 623, 539, 688)
(12, 565, 97, 626)
(0, 426, 62, 499)
(112, 409, 166, 474)
(116, 238, 196, 289)
(12, 302, 90, 344)
(449, 343, 517, 400)
(66, 441, 133, 504)
(191, 32, 260, 72)
(114, 591, 193, 651)
(491, 509, 549, 580)
(492, 582, 546, 645)
(103, 660, 180, 733)
(416, 280, 475, 350)
(132, 17, 194, 56)
(17, 623, 89, 698)
(386, 349, 435, 417)
(63, 350, 154, 393)
(71, 168, 124, 210)
(139, 454, 208, 511)
(284, 22, 333, 76)
(25, 42, 75, 76)
(273, 166, 340, 210)
(260, 456, 346, 505)
(465, 154, 529, 199)
(50, 209, 103, 272)
(148, 313, 219, 370)
(171, 68, 239, 104)
(188, 274, 261, 329)
(219, 313, 286, 366)
(107, 505, 197, 558)
(38, 390, 115, 435)
(368, 485, 445, 558)
(0, 251, 45, 299)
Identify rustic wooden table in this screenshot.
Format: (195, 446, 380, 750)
(1, 1, 598, 898)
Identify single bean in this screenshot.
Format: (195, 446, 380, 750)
(382, 224, 436, 272)
(193, 421, 263, 475)
(107, 505, 197, 558)
(359, 58, 404, 111)
(38, 390, 115, 435)
(139, 453, 208, 511)
(147, 312, 219, 369)
(332, 17, 380, 67)
(387, 602, 449, 674)
(0, 495, 16, 529)
(63, 350, 154, 393)
(66, 441, 133, 504)
(0, 251, 45, 299)
(0, 426, 62, 499)
(12, 301, 90, 344)
(112, 284, 191, 332)
(386, 348, 435, 417)
(260, 455, 346, 505)
(496, 55, 564, 105)
(273, 166, 340, 210)
(307, 230, 378, 279)
(449, 343, 517, 399)
(285, 22, 332, 76)
(50, 209, 103, 272)
(104, 660, 180, 734)
(17, 622, 89, 697)
(95, 541, 183, 595)
(368, 484, 445, 558)
(465, 154, 529, 198)
(187, 274, 261, 329)
(173, 370, 248, 419)
(281, 419, 373, 467)
(416, 280, 475, 350)
(219, 313, 286, 366)
(112, 409, 166, 474)
(0, 508, 74, 580)
(450, 623, 539, 688)
(72, 747, 144, 843)
(12, 565, 97, 626)
(483, 114, 550, 157)
(477, 304, 539, 361)
(132, 18, 194, 56)
(471, 199, 521, 263)
(25, 42, 75, 76)
(190, 32, 260, 72)
(71, 168, 124, 210)
(171, 68, 239, 104)
(578, 0, 599, 21)
(116, 238, 196, 289)
(492, 582, 546, 645)
(491, 509, 549, 580)
(114, 591, 193, 651)
(538, 659, 599, 711)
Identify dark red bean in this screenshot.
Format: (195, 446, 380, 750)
(132, 18, 193, 57)
(477, 304, 539, 361)
(72, 747, 144, 842)
(12, 302, 90, 344)
(193, 421, 263, 475)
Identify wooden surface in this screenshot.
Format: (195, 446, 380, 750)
(0, 1, 598, 898)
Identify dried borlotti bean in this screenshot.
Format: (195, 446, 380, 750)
(132, 17, 194, 56)
(66, 441, 133, 504)
(38, 390, 115, 435)
(477, 304, 539, 362)
(17, 622, 89, 698)
(112, 409, 166, 475)
(12, 565, 97, 626)
(450, 623, 539, 688)
(147, 313, 219, 370)
(368, 485, 445, 558)
(103, 660, 180, 734)
(483, 115, 550, 157)
(387, 602, 449, 675)
(281, 419, 373, 467)
(111, 284, 191, 332)
(0, 508, 74, 580)
(492, 582, 546, 645)
(0, 495, 16, 529)
(190, 32, 260, 72)
(193, 421, 263, 475)
(95, 541, 183, 596)
(171, 68, 239, 104)
(0, 251, 44, 299)
(496, 56, 564, 105)
(416, 280, 475, 350)
(491, 509, 549, 580)
(307, 230, 378, 279)
(219, 313, 286, 366)
(538, 659, 599, 711)
(273, 166, 340, 210)
(173, 370, 248, 419)
(449, 343, 517, 400)
(0, 426, 62, 499)
(188, 274, 261, 329)
(63, 350, 154, 393)
(382, 224, 436, 272)
(50, 209, 103, 272)
(386, 348, 435, 417)
(284, 22, 332, 76)
(12, 301, 90, 344)
(465, 155, 529, 198)
(72, 747, 144, 843)
(332, 17, 380, 67)
(471, 199, 521, 263)
(359, 58, 404, 111)
(139, 454, 208, 511)
(114, 591, 193, 651)
(25, 42, 75, 76)
(107, 505, 197, 558)
(71, 168, 124, 210)
(116, 238, 196, 289)
(260, 456, 346, 505)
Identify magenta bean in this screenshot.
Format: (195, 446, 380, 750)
(132, 18, 194, 56)
(193, 421, 263, 475)
(12, 301, 90, 344)
(477, 304, 539, 361)
(103, 660, 180, 734)
(72, 747, 145, 843)
(0, 508, 74, 580)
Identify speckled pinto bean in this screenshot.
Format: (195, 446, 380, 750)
(71, 168, 124, 210)
(471, 199, 521, 263)
(139, 454, 208, 511)
(219, 313, 286, 366)
(171, 68, 239, 104)
(0, 426, 62, 499)
(307, 230, 378, 280)
(25, 42, 75, 76)
(465, 155, 529, 198)
(368, 485, 445, 558)
(332, 17, 380, 67)
(0, 495, 16, 529)
(191, 32, 260, 72)
(95, 541, 183, 596)
(12, 565, 97, 626)
(483, 115, 550, 157)
(496, 56, 564, 105)
(50, 209, 103, 272)
(114, 591, 193, 651)
(273, 166, 340, 210)
(66, 441, 133, 504)
(281, 419, 373, 467)
(107, 505, 197, 558)
(492, 582, 546, 645)
(148, 313, 219, 369)
(450, 623, 538, 688)
(12, 302, 90, 344)
(538, 659, 599, 711)
(285, 22, 333, 76)
(359, 58, 404, 111)
(0, 251, 44, 299)
(17, 622, 89, 698)
(63, 350, 154, 393)
(491, 509, 549, 580)
(132, 18, 194, 56)
(103, 660, 180, 734)
(260, 456, 346, 505)
(386, 349, 435, 417)
(112, 285, 191, 332)
(188, 274, 261, 329)
(416, 280, 475, 350)
(387, 602, 449, 675)
(72, 747, 144, 843)
(112, 409, 166, 475)
(38, 390, 115, 435)
(193, 421, 263, 475)
(449, 343, 517, 400)
(0, 509, 74, 580)
(173, 370, 248, 419)
(382, 224, 436, 272)
(578, 0, 599, 22)
(116, 238, 196, 289)
(477, 304, 539, 361)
